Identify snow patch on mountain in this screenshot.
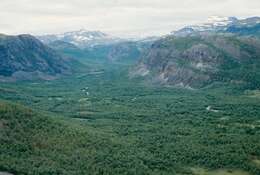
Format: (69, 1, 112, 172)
(172, 16, 238, 36)
(37, 29, 123, 48)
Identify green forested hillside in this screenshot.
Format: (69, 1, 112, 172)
(0, 101, 141, 175)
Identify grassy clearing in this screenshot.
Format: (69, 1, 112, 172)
(245, 90, 260, 98)
(0, 172, 13, 175)
(190, 167, 250, 175)
(252, 158, 260, 167)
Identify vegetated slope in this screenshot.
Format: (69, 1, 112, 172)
(0, 101, 137, 175)
(47, 40, 91, 64)
(83, 41, 144, 64)
(48, 40, 82, 56)
(133, 34, 260, 88)
(1, 76, 260, 174)
(41, 29, 158, 65)
(0, 34, 79, 81)
(49, 40, 148, 64)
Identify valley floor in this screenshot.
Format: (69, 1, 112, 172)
(0, 66, 260, 175)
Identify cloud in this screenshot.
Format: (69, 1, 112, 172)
(0, 0, 259, 37)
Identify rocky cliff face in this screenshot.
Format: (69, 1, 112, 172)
(133, 34, 260, 88)
(0, 34, 74, 81)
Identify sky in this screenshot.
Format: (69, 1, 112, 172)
(0, 0, 260, 38)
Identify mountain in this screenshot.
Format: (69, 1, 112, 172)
(172, 16, 260, 37)
(39, 29, 157, 64)
(226, 17, 260, 36)
(48, 40, 87, 59)
(48, 40, 80, 51)
(82, 41, 153, 64)
(0, 34, 78, 81)
(132, 33, 260, 88)
(50, 41, 146, 64)
(172, 16, 238, 36)
(47, 39, 156, 64)
(37, 29, 124, 48)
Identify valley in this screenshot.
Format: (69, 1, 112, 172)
(0, 63, 260, 175)
(0, 13, 260, 175)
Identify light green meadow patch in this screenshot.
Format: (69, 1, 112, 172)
(190, 167, 250, 175)
(245, 90, 260, 98)
(235, 123, 260, 129)
(252, 158, 260, 167)
(77, 111, 95, 115)
(78, 98, 89, 102)
(0, 171, 14, 175)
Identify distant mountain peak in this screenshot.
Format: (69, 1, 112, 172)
(37, 29, 122, 48)
(206, 15, 238, 25)
(186, 16, 237, 31)
(61, 29, 108, 37)
(172, 16, 259, 36)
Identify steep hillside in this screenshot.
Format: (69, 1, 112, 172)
(0, 34, 77, 81)
(133, 34, 260, 88)
(226, 23, 260, 37)
(48, 40, 87, 59)
(49, 40, 150, 64)
(39, 29, 158, 64)
(83, 41, 143, 63)
(0, 101, 125, 175)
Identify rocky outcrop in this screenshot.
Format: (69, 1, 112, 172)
(133, 34, 260, 88)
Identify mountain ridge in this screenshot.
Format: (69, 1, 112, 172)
(172, 16, 260, 37)
(132, 33, 260, 89)
(0, 34, 80, 81)
(37, 29, 125, 48)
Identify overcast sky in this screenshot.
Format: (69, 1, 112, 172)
(0, 0, 260, 37)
